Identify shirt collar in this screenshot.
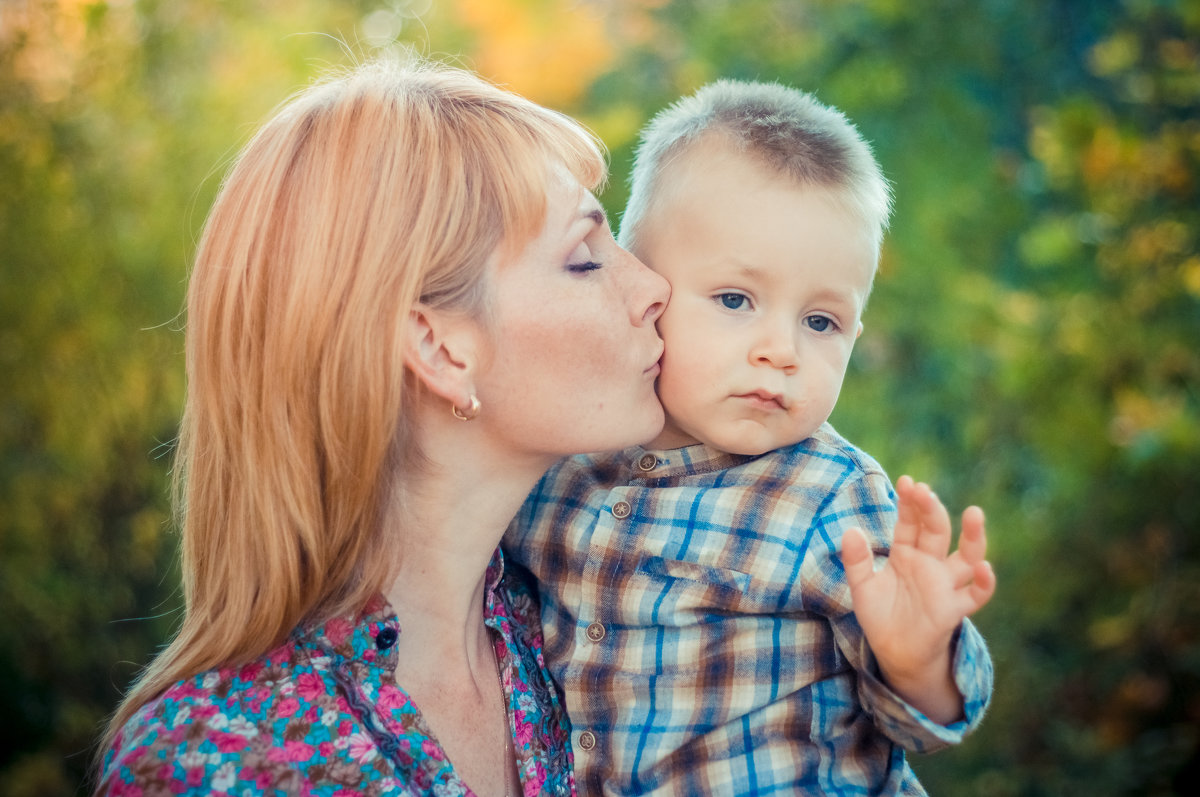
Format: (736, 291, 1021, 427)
(483, 545, 508, 632)
(301, 593, 398, 671)
(484, 544, 506, 595)
(625, 442, 759, 480)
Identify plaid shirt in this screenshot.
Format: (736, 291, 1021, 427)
(506, 423, 993, 796)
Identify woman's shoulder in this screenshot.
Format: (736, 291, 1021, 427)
(100, 639, 343, 795)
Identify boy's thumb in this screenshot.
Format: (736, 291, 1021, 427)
(841, 527, 876, 590)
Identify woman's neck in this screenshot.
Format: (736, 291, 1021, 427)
(381, 442, 537, 797)
(381, 439, 546, 653)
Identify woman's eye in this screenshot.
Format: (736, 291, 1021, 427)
(566, 240, 603, 273)
(805, 314, 835, 332)
(718, 293, 749, 310)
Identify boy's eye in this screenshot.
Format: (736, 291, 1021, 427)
(805, 314, 835, 332)
(718, 293, 748, 310)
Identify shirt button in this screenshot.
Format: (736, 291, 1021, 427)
(375, 626, 399, 651)
(585, 622, 606, 642)
(611, 500, 631, 519)
(637, 453, 657, 471)
(578, 730, 597, 751)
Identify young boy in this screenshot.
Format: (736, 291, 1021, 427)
(506, 80, 996, 796)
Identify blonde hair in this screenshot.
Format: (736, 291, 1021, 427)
(100, 57, 604, 754)
(619, 79, 892, 259)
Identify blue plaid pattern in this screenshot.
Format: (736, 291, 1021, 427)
(506, 423, 993, 796)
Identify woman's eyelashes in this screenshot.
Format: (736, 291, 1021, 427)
(565, 238, 603, 273)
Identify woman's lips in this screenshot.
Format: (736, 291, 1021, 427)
(644, 344, 665, 376)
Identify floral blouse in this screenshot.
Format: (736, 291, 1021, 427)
(99, 549, 575, 796)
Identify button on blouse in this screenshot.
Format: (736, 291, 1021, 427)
(375, 625, 399, 650)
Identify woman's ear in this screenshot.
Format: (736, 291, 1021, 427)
(403, 305, 479, 407)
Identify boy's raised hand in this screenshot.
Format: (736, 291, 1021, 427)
(841, 476, 996, 725)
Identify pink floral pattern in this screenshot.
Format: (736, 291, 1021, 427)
(99, 550, 575, 796)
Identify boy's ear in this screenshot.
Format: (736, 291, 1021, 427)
(403, 305, 479, 407)
(856, 321, 864, 339)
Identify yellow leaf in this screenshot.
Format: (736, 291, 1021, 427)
(452, 0, 616, 107)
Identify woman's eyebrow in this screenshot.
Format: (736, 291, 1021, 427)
(583, 207, 607, 228)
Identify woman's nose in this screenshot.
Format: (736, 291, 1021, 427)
(625, 249, 670, 326)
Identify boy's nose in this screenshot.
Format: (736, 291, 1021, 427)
(752, 326, 800, 372)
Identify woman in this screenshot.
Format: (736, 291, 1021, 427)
(96, 58, 669, 796)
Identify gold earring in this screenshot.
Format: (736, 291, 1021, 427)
(451, 395, 481, 421)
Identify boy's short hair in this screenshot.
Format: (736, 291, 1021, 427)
(619, 79, 892, 258)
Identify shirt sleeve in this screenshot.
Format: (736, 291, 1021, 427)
(808, 467, 995, 754)
(839, 617, 994, 753)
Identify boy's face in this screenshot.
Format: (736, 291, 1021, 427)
(637, 145, 876, 456)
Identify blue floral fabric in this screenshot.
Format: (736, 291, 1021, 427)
(99, 549, 574, 796)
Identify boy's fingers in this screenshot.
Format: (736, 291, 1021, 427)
(913, 482, 953, 558)
(842, 527, 876, 591)
(965, 561, 997, 610)
(892, 475, 919, 548)
(957, 506, 988, 564)
(946, 553, 979, 589)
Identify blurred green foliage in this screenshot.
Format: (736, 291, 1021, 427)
(2, 0, 1197, 794)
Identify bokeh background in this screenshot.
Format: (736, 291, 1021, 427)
(2, 0, 1198, 794)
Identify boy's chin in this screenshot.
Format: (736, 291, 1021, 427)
(713, 440, 780, 457)
(646, 423, 700, 451)
(695, 426, 818, 457)
(649, 415, 818, 455)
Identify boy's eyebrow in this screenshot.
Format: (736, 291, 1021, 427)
(733, 262, 785, 285)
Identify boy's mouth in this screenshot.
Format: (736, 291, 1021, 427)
(734, 390, 786, 410)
